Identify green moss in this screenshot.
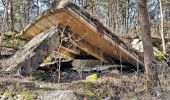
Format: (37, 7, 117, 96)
(20, 90, 38, 100)
(3, 38, 27, 48)
(4, 31, 16, 37)
(155, 52, 165, 61)
(68, 82, 113, 99)
(68, 82, 98, 99)
(3, 91, 12, 96)
(154, 47, 165, 61)
(2, 91, 14, 100)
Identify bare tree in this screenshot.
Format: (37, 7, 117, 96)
(138, 0, 159, 90)
(26, 0, 31, 24)
(159, 0, 166, 54)
(1, 0, 9, 54)
(2, 0, 9, 32)
(10, 0, 14, 31)
(37, 0, 39, 16)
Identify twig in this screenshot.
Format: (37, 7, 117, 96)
(55, 15, 74, 83)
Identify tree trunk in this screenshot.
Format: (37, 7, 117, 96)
(18, 6, 23, 30)
(159, 0, 166, 54)
(126, 0, 130, 34)
(24, 1, 27, 26)
(2, 0, 9, 32)
(37, 0, 39, 16)
(26, 0, 31, 24)
(138, 0, 159, 89)
(10, 0, 14, 31)
(1, 0, 9, 55)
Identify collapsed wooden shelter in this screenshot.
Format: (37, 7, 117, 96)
(3, 1, 144, 73)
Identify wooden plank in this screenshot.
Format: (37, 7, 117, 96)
(69, 37, 108, 63)
(59, 45, 80, 55)
(33, 20, 48, 32)
(3, 26, 60, 74)
(62, 9, 143, 66)
(57, 48, 77, 60)
(39, 18, 53, 29)
(46, 15, 61, 25)
(20, 1, 144, 67)
(72, 59, 101, 69)
(23, 26, 41, 39)
(73, 64, 129, 72)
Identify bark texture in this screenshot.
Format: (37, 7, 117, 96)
(138, 0, 159, 89)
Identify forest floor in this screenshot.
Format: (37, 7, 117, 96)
(0, 40, 170, 100)
(1, 67, 170, 100)
(1, 56, 170, 100)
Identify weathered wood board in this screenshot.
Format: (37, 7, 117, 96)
(3, 26, 60, 73)
(20, 1, 144, 67)
(72, 59, 101, 69)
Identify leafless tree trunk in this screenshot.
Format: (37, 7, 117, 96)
(26, 0, 31, 24)
(18, 6, 23, 30)
(24, 1, 27, 26)
(2, 0, 9, 32)
(37, 0, 39, 16)
(126, 0, 130, 34)
(159, 0, 166, 54)
(1, 0, 9, 55)
(138, 0, 159, 90)
(10, 0, 14, 31)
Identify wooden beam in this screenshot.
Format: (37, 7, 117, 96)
(72, 59, 101, 69)
(3, 26, 60, 74)
(69, 36, 109, 63)
(58, 45, 80, 55)
(56, 47, 77, 60)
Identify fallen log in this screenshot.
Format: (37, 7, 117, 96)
(2, 26, 60, 74)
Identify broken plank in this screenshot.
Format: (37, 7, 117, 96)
(73, 64, 128, 72)
(58, 45, 80, 55)
(72, 59, 101, 69)
(69, 36, 109, 63)
(55, 48, 77, 60)
(3, 26, 60, 74)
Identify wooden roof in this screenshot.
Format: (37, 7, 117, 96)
(21, 1, 144, 67)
